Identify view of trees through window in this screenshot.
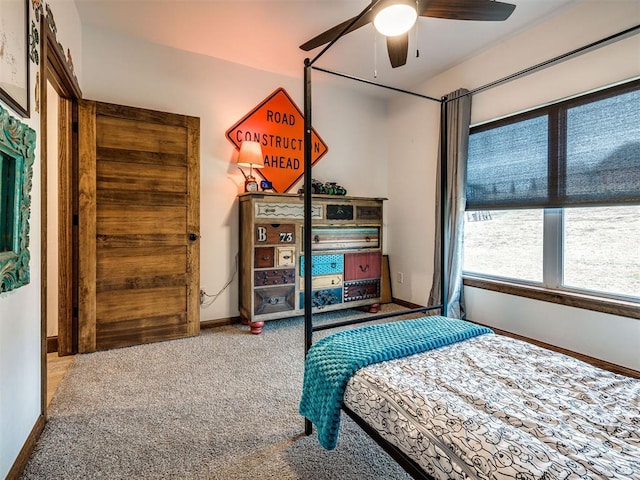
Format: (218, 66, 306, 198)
(463, 206, 640, 300)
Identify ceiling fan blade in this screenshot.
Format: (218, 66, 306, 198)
(386, 33, 409, 68)
(420, 0, 516, 21)
(299, 10, 376, 51)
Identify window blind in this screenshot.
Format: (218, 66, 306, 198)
(466, 79, 639, 210)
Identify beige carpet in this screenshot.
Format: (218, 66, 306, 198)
(22, 305, 421, 479)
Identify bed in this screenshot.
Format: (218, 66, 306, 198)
(298, 11, 640, 479)
(300, 316, 640, 480)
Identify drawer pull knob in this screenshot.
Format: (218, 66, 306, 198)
(262, 256, 270, 261)
(331, 262, 337, 268)
(360, 264, 370, 272)
(365, 236, 371, 242)
(314, 235, 320, 243)
(283, 255, 291, 260)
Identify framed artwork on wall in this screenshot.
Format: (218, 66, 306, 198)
(0, 0, 30, 118)
(0, 104, 36, 293)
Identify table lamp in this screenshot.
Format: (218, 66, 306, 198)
(236, 141, 265, 192)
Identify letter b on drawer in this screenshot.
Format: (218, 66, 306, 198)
(255, 224, 295, 244)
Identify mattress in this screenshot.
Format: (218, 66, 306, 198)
(343, 334, 640, 480)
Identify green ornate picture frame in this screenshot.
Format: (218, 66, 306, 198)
(0, 104, 36, 293)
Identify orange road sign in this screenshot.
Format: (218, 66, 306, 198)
(226, 88, 328, 193)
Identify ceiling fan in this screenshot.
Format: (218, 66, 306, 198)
(300, 0, 517, 68)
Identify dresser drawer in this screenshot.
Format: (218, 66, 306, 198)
(344, 252, 381, 281)
(326, 204, 354, 220)
(309, 227, 380, 251)
(255, 202, 322, 219)
(300, 254, 344, 276)
(275, 246, 295, 267)
(254, 247, 274, 268)
(254, 269, 296, 287)
(300, 287, 343, 308)
(254, 285, 295, 315)
(356, 205, 382, 220)
(344, 280, 380, 302)
(300, 274, 343, 291)
(255, 223, 295, 245)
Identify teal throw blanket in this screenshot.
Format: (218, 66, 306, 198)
(299, 316, 493, 449)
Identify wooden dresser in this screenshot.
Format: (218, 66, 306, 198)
(238, 193, 385, 334)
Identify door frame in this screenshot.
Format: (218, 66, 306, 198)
(39, 17, 82, 417)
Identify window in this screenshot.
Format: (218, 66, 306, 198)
(564, 206, 640, 298)
(463, 80, 640, 304)
(463, 210, 543, 283)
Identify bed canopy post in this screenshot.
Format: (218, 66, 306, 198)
(439, 96, 449, 317)
(303, 58, 314, 436)
(301, 2, 381, 438)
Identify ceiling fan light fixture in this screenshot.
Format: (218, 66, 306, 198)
(373, 4, 418, 37)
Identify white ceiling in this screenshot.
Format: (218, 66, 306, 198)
(75, 0, 584, 93)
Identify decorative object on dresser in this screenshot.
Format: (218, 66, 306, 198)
(239, 193, 385, 334)
(236, 140, 264, 192)
(298, 178, 347, 195)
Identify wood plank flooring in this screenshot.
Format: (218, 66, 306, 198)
(47, 353, 74, 407)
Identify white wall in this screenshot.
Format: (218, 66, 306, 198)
(465, 287, 640, 370)
(386, 94, 441, 304)
(80, 26, 389, 323)
(387, 1, 640, 370)
(0, 1, 82, 477)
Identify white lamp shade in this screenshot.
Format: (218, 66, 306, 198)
(237, 141, 265, 168)
(373, 4, 418, 37)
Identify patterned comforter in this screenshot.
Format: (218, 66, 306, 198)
(300, 316, 492, 449)
(343, 334, 640, 480)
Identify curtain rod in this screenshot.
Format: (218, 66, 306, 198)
(446, 24, 640, 102)
(312, 66, 441, 102)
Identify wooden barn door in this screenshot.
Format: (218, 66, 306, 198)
(77, 100, 200, 352)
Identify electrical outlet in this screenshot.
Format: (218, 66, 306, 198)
(396, 272, 404, 284)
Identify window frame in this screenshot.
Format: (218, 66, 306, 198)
(463, 80, 640, 319)
(463, 275, 640, 320)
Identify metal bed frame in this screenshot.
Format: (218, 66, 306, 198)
(300, 5, 639, 477)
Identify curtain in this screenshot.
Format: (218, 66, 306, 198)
(429, 89, 472, 319)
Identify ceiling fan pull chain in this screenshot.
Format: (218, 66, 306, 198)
(415, 0, 420, 58)
(373, 29, 378, 78)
